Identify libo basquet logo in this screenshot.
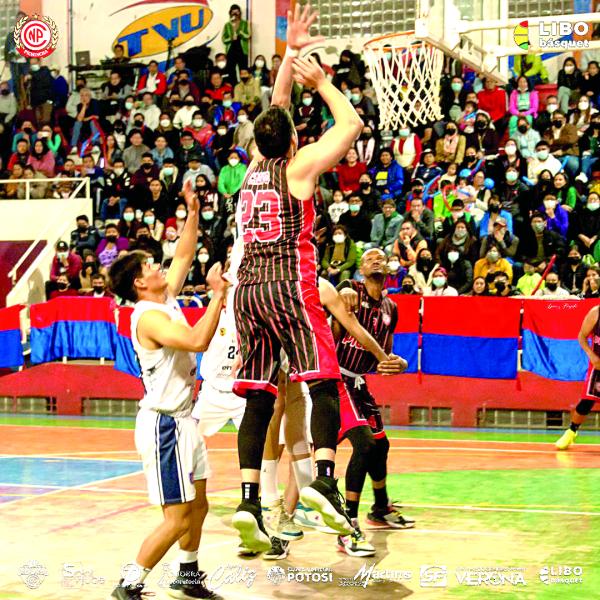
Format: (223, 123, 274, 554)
(513, 18, 591, 50)
(14, 14, 58, 59)
(112, 0, 214, 58)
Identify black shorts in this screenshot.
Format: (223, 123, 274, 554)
(338, 375, 385, 441)
(232, 280, 340, 398)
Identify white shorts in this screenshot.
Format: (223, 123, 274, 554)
(192, 380, 246, 437)
(135, 408, 211, 506)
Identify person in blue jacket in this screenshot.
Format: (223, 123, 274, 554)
(370, 148, 404, 209)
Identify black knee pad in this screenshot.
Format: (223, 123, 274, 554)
(345, 427, 374, 494)
(576, 399, 595, 416)
(309, 379, 340, 451)
(368, 436, 390, 482)
(347, 425, 376, 454)
(238, 390, 275, 470)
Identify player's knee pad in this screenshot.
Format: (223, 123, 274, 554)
(345, 429, 373, 493)
(238, 390, 276, 470)
(347, 425, 376, 454)
(368, 436, 390, 482)
(575, 399, 595, 416)
(309, 379, 340, 450)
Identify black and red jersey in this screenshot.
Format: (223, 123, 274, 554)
(237, 158, 318, 286)
(336, 280, 398, 375)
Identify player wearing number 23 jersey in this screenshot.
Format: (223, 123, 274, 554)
(233, 157, 341, 397)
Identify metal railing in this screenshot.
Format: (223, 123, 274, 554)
(0, 176, 90, 201)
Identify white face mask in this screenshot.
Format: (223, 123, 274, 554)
(333, 234, 345, 244)
(216, 61, 227, 69)
(176, 210, 187, 219)
(228, 158, 240, 167)
(387, 261, 400, 272)
(544, 200, 557, 209)
(564, 65, 575, 74)
(255, 59, 265, 68)
(546, 103, 558, 114)
(432, 276, 447, 288)
(579, 100, 590, 110)
(198, 253, 210, 263)
(237, 114, 248, 123)
(114, 167, 124, 176)
(192, 118, 204, 127)
(505, 144, 516, 155)
(217, 128, 227, 136)
(399, 128, 410, 137)
(447, 251, 460, 263)
(160, 118, 171, 127)
(588, 201, 600, 211)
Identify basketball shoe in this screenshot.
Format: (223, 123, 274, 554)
(262, 497, 304, 541)
(336, 519, 376, 557)
(293, 502, 338, 534)
(168, 570, 223, 599)
(366, 503, 416, 529)
(300, 477, 353, 535)
(262, 536, 290, 560)
(555, 428, 578, 450)
(108, 580, 147, 599)
(232, 499, 272, 552)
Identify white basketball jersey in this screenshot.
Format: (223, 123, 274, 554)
(199, 306, 238, 391)
(131, 298, 197, 417)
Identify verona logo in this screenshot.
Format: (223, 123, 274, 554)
(513, 20, 530, 50)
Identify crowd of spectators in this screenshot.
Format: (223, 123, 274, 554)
(3, 9, 600, 304)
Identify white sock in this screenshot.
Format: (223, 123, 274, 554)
(260, 459, 279, 505)
(178, 549, 198, 565)
(122, 563, 150, 586)
(291, 457, 313, 491)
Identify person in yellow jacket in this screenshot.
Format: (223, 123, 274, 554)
(513, 55, 549, 87)
(473, 243, 513, 293)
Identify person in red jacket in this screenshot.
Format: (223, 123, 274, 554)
(477, 78, 508, 136)
(137, 60, 167, 97)
(49, 274, 80, 299)
(50, 240, 83, 286)
(336, 147, 367, 197)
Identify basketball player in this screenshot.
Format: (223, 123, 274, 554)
(555, 304, 600, 450)
(260, 277, 403, 558)
(334, 249, 415, 557)
(191, 283, 246, 437)
(107, 181, 227, 600)
(231, 15, 364, 550)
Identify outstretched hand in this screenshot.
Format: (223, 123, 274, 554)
(182, 179, 199, 215)
(292, 56, 326, 89)
(286, 3, 325, 50)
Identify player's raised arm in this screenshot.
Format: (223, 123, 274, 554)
(288, 57, 363, 194)
(319, 278, 388, 363)
(166, 179, 199, 297)
(141, 263, 229, 353)
(271, 3, 324, 109)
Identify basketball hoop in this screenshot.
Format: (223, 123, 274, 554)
(364, 31, 444, 131)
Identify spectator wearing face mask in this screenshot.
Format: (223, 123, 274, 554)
(527, 141, 562, 182)
(176, 131, 203, 168)
(173, 94, 199, 129)
(131, 153, 160, 196)
(479, 195, 513, 237)
(427, 266, 458, 296)
(84, 273, 113, 298)
(177, 283, 205, 308)
(211, 120, 235, 169)
(294, 89, 322, 146)
(398, 274, 419, 295)
(50, 240, 83, 290)
(338, 194, 372, 243)
(513, 116, 541, 161)
(130, 224, 163, 263)
(321, 225, 357, 285)
(557, 57, 583, 113)
(439, 245, 473, 295)
(480, 217, 519, 261)
(222, 4, 251, 75)
(357, 172, 381, 217)
(492, 141, 528, 186)
(441, 76, 467, 121)
(188, 247, 215, 300)
(367, 198, 403, 252)
(437, 198, 476, 241)
(211, 90, 240, 128)
(569, 192, 600, 256)
(438, 219, 479, 264)
(160, 225, 180, 263)
(408, 247, 437, 294)
(435, 121, 466, 167)
(217, 150, 246, 200)
(497, 166, 529, 234)
(466, 111, 498, 156)
(25, 58, 54, 126)
(560, 247, 587, 294)
(383, 254, 407, 293)
(183, 111, 213, 149)
(390, 125, 422, 177)
(158, 159, 179, 202)
(232, 109, 254, 153)
(569, 94, 597, 135)
(96, 224, 129, 268)
(49, 274, 80, 299)
(491, 272, 520, 297)
(182, 155, 216, 191)
(164, 203, 188, 238)
(233, 67, 261, 118)
(70, 214, 99, 256)
(141, 208, 163, 242)
(370, 148, 404, 206)
(518, 212, 567, 264)
(356, 125, 377, 167)
(404, 193, 435, 241)
(542, 110, 580, 178)
(508, 76, 539, 137)
(534, 272, 571, 298)
(465, 275, 489, 296)
(200, 203, 225, 245)
(474, 243, 513, 293)
(539, 193, 568, 238)
(119, 206, 140, 242)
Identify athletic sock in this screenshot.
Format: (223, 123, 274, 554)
(241, 482, 259, 502)
(346, 499, 359, 519)
(373, 486, 389, 509)
(178, 549, 198, 576)
(122, 563, 150, 586)
(570, 422, 581, 432)
(316, 459, 335, 479)
(260, 459, 279, 505)
(291, 457, 313, 490)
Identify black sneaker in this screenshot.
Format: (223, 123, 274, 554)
(168, 570, 223, 599)
(262, 536, 290, 560)
(299, 477, 353, 535)
(366, 502, 416, 530)
(232, 499, 272, 552)
(108, 579, 147, 599)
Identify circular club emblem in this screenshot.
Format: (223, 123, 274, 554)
(14, 14, 58, 59)
(266, 566, 286, 585)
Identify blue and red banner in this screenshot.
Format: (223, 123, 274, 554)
(522, 299, 595, 381)
(114, 305, 206, 378)
(421, 297, 521, 379)
(0, 305, 24, 367)
(389, 294, 420, 373)
(30, 297, 117, 364)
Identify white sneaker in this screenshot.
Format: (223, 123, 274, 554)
(336, 519, 376, 557)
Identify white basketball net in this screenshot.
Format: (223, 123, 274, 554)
(364, 34, 444, 131)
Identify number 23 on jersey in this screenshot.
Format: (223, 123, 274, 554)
(240, 189, 283, 243)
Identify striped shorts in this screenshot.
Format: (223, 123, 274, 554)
(233, 280, 340, 398)
(135, 408, 211, 506)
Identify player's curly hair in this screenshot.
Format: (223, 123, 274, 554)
(254, 106, 295, 159)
